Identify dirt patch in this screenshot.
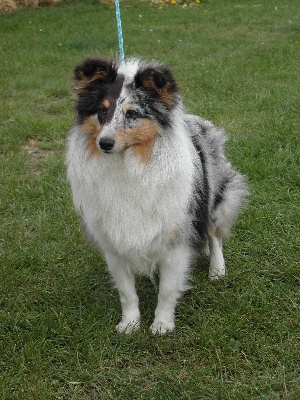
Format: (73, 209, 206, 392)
(23, 139, 54, 158)
(22, 139, 55, 175)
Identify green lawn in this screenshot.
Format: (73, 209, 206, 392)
(0, 0, 299, 398)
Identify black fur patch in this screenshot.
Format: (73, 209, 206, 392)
(74, 58, 118, 83)
(73, 58, 124, 124)
(190, 139, 210, 242)
(138, 97, 173, 129)
(212, 173, 235, 211)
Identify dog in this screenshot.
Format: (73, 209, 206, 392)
(66, 57, 248, 334)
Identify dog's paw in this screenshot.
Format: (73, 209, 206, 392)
(209, 267, 226, 281)
(150, 318, 175, 335)
(116, 318, 140, 334)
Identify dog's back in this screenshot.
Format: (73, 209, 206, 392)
(66, 57, 247, 334)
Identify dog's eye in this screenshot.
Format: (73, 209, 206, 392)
(98, 106, 107, 122)
(126, 109, 140, 120)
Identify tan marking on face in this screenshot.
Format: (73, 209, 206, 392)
(102, 99, 110, 109)
(123, 103, 133, 113)
(115, 119, 161, 163)
(81, 115, 102, 156)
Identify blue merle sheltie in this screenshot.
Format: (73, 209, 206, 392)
(66, 57, 248, 334)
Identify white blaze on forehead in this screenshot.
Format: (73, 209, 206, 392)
(118, 58, 141, 83)
(117, 59, 140, 104)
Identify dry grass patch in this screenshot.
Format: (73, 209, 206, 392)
(22, 139, 55, 174)
(0, 0, 61, 12)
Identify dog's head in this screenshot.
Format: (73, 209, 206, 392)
(72, 58, 179, 162)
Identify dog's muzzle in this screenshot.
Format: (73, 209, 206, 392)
(99, 138, 115, 153)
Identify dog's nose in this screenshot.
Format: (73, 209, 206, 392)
(99, 138, 115, 152)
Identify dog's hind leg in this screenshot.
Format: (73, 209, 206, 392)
(151, 245, 191, 334)
(105, 253, 140, 333)
(208, 227, 226, 280)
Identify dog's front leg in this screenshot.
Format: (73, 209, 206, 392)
(105, 253, 140, 333)
(151, 245, 191, 335)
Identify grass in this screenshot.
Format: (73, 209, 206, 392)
(0, 0, 299, 398)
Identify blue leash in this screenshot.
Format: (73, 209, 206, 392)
(115, 0, 125, 63)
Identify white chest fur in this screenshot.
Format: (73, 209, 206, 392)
(66, 123, 196, 263)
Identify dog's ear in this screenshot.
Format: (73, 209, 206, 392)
(73, 58, 118, 93)
(135, 66, 178, 109)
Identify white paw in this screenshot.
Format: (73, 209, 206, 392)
(209, 267, 226, 281)
(116, 318, 140, 334)
(150, 318, 175, 335)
